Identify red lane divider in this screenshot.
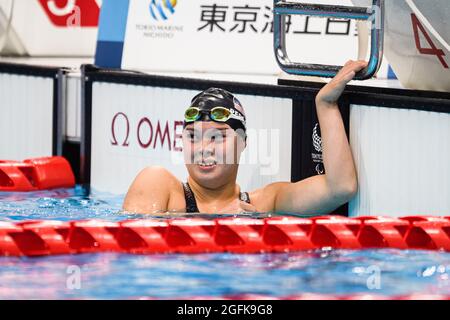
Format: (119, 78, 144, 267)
(0, 157, 75, 192)
(1, 216, 450, 257)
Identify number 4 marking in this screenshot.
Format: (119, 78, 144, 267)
(411, 14, 449, 69)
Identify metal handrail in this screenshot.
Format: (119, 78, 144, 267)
(274, 0, 385, 80)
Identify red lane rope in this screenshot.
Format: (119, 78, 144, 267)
(0, 157, 75, 192)
(1, 216, 450, 257)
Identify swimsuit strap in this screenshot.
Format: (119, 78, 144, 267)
(182, 182, 251, 213)
(182, 182, 200, 213)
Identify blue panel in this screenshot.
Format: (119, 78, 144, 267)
(387, 65, 398, 80)
(97, 0, 130, 42)
(95, 0, 130, 68)
(95, 41, 125, 69)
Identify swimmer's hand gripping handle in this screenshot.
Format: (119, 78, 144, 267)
(273, 0, 384, 80)
(316, 60, 368, 105)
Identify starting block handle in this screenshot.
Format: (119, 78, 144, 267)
(274, 0, 385, 80)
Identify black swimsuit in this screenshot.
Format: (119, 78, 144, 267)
(182, 182, 251, 213)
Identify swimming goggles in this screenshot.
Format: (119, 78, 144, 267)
(184, 106, 246, 125)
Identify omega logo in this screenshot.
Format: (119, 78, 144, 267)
(110, 112, 183, 152)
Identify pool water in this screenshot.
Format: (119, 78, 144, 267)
(1, 187, 449, 299)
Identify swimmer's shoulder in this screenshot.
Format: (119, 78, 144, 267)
(145, 166, 179, 180)
(123, 166, 183, 213)
(133, 166, 180, 187)
(248, 182, 290, 212)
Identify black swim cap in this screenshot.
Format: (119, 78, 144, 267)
(183, 88, 247, 134)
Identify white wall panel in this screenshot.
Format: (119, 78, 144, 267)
(349, 105, 450, 216)
(0, 73, 53, 160)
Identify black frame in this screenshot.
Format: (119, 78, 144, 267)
(280, 78, 450, 113)
(80, 64, 450, 215)
(0, 62, 65, 156)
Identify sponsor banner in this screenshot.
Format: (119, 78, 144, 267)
(0, 0, 100, 56)
(96, 0, 450, 86)
(96, 0, 364, 74)
(349, 104, 450, 217)
(91, 84, 293, 194)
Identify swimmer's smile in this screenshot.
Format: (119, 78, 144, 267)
(196, 159, 217, 171)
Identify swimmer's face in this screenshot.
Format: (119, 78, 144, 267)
(183, 121, 245, 188)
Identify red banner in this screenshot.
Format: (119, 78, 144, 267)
(38, 0, 100, 27)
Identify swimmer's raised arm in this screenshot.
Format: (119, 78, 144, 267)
(260, 60, 366, 215)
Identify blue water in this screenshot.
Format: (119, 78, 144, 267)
(1, 187, 450, 299)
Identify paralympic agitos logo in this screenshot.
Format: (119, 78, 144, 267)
(38, 0, 100, 27)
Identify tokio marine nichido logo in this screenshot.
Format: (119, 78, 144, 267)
(137, 0, 182, 39)
(149, 0, 178, 21)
